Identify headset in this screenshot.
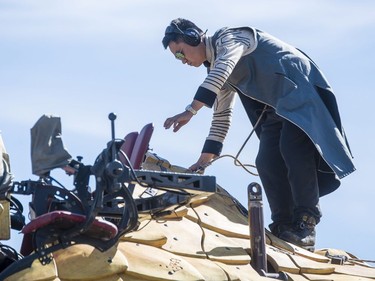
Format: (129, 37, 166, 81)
(165, 22, 201, 47)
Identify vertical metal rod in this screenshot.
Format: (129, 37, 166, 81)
(107, 112, 122, 192)
(108, 112, 117, 141)
(108, 112, 117, 161)
(248, 182, 267, 274)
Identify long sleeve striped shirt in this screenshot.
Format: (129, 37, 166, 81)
(195, 28, 257, 155)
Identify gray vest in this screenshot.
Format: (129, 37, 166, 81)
(212, 27, 355, 188)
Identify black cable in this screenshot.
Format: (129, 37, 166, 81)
(118, 149, 149, 188)
(47, 176, 68, 190)
(0, 244, 23, 260)
(233, 104, 268, 165)
(202, 104, 268, 176)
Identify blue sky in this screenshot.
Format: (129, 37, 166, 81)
(1, 1, 374, 261)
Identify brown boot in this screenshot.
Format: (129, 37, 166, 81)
(279, 215, 316, 251)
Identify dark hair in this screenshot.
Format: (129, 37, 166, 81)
(162, 18, 203, 49)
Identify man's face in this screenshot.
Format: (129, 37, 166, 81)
(168, 41, 206, 67)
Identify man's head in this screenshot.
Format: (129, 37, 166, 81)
(162, 18, 207, 67)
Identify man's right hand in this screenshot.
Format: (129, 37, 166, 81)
(164, 111, 194, 132)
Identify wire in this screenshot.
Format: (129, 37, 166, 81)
(118, 145, 193, 197)
(118, 149, 149, 188)
(202, 104, 268, 176)
(47, 176, 68, 190)
(209, 154, 258, 176)
(233, 105, 268, 165)
(349, 258, 375, 264)
(0, 244, 23, 260)
(8, 195, 23, 214)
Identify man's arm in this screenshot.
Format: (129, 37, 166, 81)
(189, 87, 236, 172)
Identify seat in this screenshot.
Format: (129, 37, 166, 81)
(119, 131, 138, 166)
(129, 123, 154, 169)
(22, 211, 118, 241)
(20, 210, 118, 257)
(2, 210, 119, 280)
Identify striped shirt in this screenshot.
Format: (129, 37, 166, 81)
(196, 28, 257, 155)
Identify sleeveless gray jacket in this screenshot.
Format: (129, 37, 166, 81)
(211, 27, 355, 187)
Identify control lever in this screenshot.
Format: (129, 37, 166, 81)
(106, 113, 125, 191)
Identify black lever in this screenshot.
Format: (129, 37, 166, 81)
(106, 113, 125, 191)
(108, 112, 117, 141)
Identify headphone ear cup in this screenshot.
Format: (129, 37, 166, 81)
(183, 28, 201, 46)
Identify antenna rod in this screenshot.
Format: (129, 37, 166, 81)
(108, 112, 117, 141)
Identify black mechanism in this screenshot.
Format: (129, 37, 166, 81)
(0, 113, 216, 280)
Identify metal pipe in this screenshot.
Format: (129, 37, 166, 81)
(248, 182, 267, 274)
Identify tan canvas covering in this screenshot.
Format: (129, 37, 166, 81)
(2, 124, 373, 280)
(0, 133, 12, 239)
(5, 157, 375, 281)
(0, 133, 13, 192)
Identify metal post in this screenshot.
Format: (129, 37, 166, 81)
(108, 112, 117, 141)
(248, 182, 288, 280)
(248, 182, 267, 274)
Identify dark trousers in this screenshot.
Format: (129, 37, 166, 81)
(254, 109, 322, 228)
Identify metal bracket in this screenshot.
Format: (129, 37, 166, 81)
(133, 169, 216, 194)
